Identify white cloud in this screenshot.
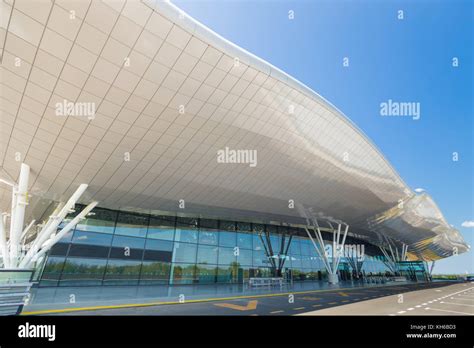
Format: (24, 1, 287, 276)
(414, 188, 425, 193)
(461, 221, 474, 228)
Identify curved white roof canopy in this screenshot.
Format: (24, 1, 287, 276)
(0, 0, 468, 260)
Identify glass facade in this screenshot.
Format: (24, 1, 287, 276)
(39, 206, 391, 287)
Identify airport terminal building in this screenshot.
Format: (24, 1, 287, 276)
(0, 1, 468, 288)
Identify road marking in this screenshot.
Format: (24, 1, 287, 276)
(328, 302, 338, 305)
(312, 304, 322, 308)
(214, 300, 258, 311)
(270, 310, 284, 314)
(415, 305, 421, 308)
(407, 308, 414, 311)
(425, 307, 474, 315)
(397, 311, 406, 314)
(293, 307, 305, 310)
(342, 300, 349, 303)
(440, 301, 474, 307)
(448, 297, 474, 302)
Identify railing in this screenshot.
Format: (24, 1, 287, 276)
(0, 283, 32, 315)
(0, 269, 34, 315)
(248, 277, 286, 288)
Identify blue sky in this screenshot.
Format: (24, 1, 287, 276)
(174, 0, 473, 274)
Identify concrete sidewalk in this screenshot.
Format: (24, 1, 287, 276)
(24, 279, 421, 313)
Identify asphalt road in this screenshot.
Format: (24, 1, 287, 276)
(299, 282, 474, 316)
(37, 281, 469, 316)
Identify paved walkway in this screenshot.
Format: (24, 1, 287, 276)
(21, 280, 457, 315)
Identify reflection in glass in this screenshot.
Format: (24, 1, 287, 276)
(115, 212, 148, 238)
(195, 264, 217, 283)
(39, 256, 65, 287)
(197, 244, 218, 264)
(198, 230, 218, 245)
(72, 231, 113, 246)
(104, 259, 142, 285)
(172, 242, 197, 263)
(218, 231, 236, 247)
(147, 216, 175, 240)
(218, 247, 236, 265)
(171, 263, 196, 284)
(140, 261, 171, 284)
(59, 257, 107, 286)
(75, 208, 117, 234)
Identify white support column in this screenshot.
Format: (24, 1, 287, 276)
(9, 163, 30, 268)
(379, 246, 397, 273)
(27, 202, 98, 267)
(20, 220, 35, 243)
(298, 205, 349, 284)
(0, 213, 10, 268)
(304, 226, 331, 274)
(19, 184, 88, 268)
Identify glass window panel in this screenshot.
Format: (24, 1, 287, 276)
(145, 239, 173, 251)
(253, 233, 264, 251)
(237, 232, 252, 249)
(291, 255, 302, 269)
(109, 235, 144, 260)
(220, 220, 236, 231)
(218, 247, 236, 265)
(236, 222, 251, 232)
(195, 264, 217, 284)
(175, 217, 199, 228)
(72, 231, 113, 246)
(253, 249, 269, 267)
(300, 240, 312, 256)
(115, 212, 148, 238)
(147, 216, 175, 240)
(198, 229, 218, 245)
(103, 259, 142, 286)
(75, 208, 117, 234)
(252, 223, 265, 234)
(59, 257, 106, 286)
(236, 248, 252, 266)
(139, 261, 171, 285)
(270, 234, 281, 252)
(171, 263, 196, 284)
(197, 244, 218, 264)
(49, 243, 69, 256)
(175, 216, 198, 243)
(68, 244, 110, 258)
(289, 238, 301, 255)
(172, 242, 197, 263)
(200, 218, 218, 230)
(218, 231, 236, 247)
(217, 266, 236, 283)
(57, 229, 74, 243)
(301, 256, 312, 269)
(174, 228, 198, 243)
(39, 256, 65, 287)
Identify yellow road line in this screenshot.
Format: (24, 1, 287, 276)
(20, 283, 412, 315)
